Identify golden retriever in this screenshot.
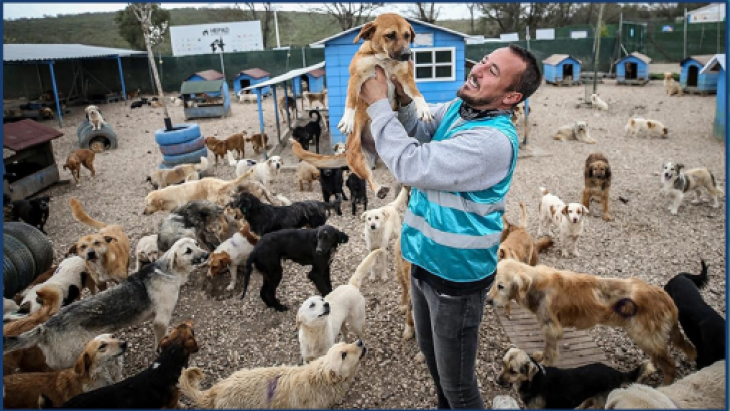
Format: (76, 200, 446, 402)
(663, 72, 683, 96)
(179, 341, 367, 408)
(487, 259, 697, 384)
(581, 153, 612, 221)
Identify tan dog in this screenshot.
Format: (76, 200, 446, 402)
(142, 169, 255, 214)
(590, 93, 608, 111)
(553, 121, 595, 143)
(296, 160, 321, 191)
(277, 94, 296, 120)
(304, 89, 327, 108)
(126, 89, 140, 99)
(248, 132, 269, 154)
(664, 72, 684, 96)
(361, 186, 410, 281)
(3, 334, 126, 408)
(68, 198, 131, 291)
(205, 133, 247, 164)
(179, 341, 367, 409)
(291, 14, 433, 200)
(146, 156, 208, 189)
(582, 153, 612, 221)
(85, 105, 106, 131)
(135, 234, 159, 272)
(63, 149, 96, 187)
(511, 105, 524, 126)
(625, 118, 669, 138)
(487, 259, 697, 384)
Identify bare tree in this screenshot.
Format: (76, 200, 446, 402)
(131, 3, 171, 130)
(236, 3, 275, 49)
(309, 3, 384, 30)
(465, 3, 481, 34)
(408, 3, 440, 24)
(478, 3, 523, 33)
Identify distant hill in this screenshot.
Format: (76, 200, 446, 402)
(3, 8, 476, 55)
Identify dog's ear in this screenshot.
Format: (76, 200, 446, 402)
(408, 24, 416, 44)
(360, 211, 368, 221)
(561, 206, 569, 216)
(605, 164, 612, 179)
(498, 248, 506, 261)
(74, 351, 92, 376)
(338, 231, 349, 244)
(586, 164, 594, 179)
(582, 205, 589, 215)
(513, 272, 532, 302)
(104, 235, 117, 244)
(354, 21, 377, 43)
(524, 361, 540, 380)
(66, 243, 78, 257)
(676, 163, 684, 172)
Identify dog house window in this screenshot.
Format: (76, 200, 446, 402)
(414, 47, 455, 82)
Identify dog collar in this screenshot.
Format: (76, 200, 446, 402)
(267, 374, 281, 404)
(529, 356, 546, 375)
(458, 101, 512, 120)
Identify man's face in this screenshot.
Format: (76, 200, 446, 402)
(457, 47, 526, 110)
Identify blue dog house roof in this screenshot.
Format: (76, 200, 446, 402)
(185, 69, 224, 81)
(615, 51, 652, 65)
(237, 68, 270, 79)
(543, 54, 582, 65)
(680, 54, 716, 68)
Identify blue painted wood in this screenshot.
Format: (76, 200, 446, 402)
(615, 56, 650, 83)
(543, 57, 582, 83)
(183, 81, 230, 119)
(48, 62, 63, 128)
(680, 60, 719, 92)
(117, 56, 127, 101)
(714, 71, 726, 140)
(233, 74, 271, 96)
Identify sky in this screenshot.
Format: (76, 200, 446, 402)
(2, 2, 474, 21)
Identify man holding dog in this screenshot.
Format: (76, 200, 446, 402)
(360, 45, 541, 408)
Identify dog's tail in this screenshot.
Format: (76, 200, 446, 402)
(517, 202, 528, 229)
(539, 186, 549, 196)
(612, 298, 638, 318)
(7, 285, 63, 334)
(3, 325, 44, 354)
(709, 171, 724, 195)
(290, 139, 348, 168)
(69, 197, 107, 229)
(310, 109, 322, 124)
(196, 156, 209, 172)
(533, 236, 554, 254)
(624, 360, 656, 384)
(388, 186, 411, 209)
(178, 367, 215, 408)
(679, 259, 709, 289)
(38, 394, 54, 409)
(349, 249, 383, 289)
(230, 167, 256, 187)
(240, 255, 256, 300)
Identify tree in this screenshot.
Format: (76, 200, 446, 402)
(115, 3, 170, 50)
(235, 3, 275, 49)
(308, 3, 384, 30)
(465, 3, 481, 34)
(408, 3, 440, 24)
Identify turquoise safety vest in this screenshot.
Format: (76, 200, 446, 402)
(401, 100, 520, 282)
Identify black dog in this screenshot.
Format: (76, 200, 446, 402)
(130, 101, 145, 109)
(291, 110, 323, 153)
(8, 195, 51, 233)
(240, 225, 348, 311)
(664, 260, 725, 369)
(228, 192, 339, 237)
(319, 167, 348, 215)
(345, 172, 368, 216)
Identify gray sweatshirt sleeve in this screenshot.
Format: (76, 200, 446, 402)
(396, 100, 449, 143)
(368, 99, 514, 193)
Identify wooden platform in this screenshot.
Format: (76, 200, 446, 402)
(495, 303, 612, 368)
(683, 87, 716, 96)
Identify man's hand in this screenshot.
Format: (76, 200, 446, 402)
(360, 66, 389, 105)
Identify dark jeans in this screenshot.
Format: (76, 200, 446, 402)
(410, 267, 489, 409)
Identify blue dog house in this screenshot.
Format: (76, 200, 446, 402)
(615, 52, 651, 85)
(180, 79, 230, 119)
(233, 68, 271, 96)
(700, 54, 726, 141)
(311, 18, 470, 144)
(293, 68, 327, 95)
(185, 69, 225, 97)
(542, 54, 582, 86)
(680, 55, 719, 95)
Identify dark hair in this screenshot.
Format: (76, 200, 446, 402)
(507, 44, 542, 105)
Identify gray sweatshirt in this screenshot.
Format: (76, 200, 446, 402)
(366, 98, 515, 193)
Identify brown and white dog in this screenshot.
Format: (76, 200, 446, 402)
(205, 133, 247, 164)
(663, 72, 684, 96)
(537, 187, 587, 258)
(85, 105, 106, 131)
(581, 152, 612, 221)
(487, 259, 697, 385)
(303, 89, 327, 108)
(207, 222, 258, 291)
(661, 161, 724, 215)
(63, 149, 97, 187)
(291, 13, 433, 199)
(625, 118, 669, 138)
(68, 198, 131, 291)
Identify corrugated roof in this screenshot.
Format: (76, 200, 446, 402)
(3, 119, 64, 151)
(188, 70, 224, 81)
(180, 80, 225, 95)
(681, 54, 717, 67)
(542, 54, 582, 65)
(238, 68, 270, 79)
(311, 17, 470, 46)
(243, 62, 325, 91)
(3, 44, 146, 63)
(700, 54, 726, 74)
(307, 68, 325, 78)
(617, 51, 652, 64)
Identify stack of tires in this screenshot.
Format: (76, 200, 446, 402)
(155, 123, 208, 169)
(77, 119, 118, 152)
(3, 222, 54, 298)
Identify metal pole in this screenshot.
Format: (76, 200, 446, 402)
(593, 4, 605, 95)
(272, 86, 282, 145)
(48, 61, 63, 128)
(523, 26, 531, 146)
(274, 9, 281, 49)
(684, 8, 688, 59)
(219, 51, 226, 80)
(117, 56, 127, 101)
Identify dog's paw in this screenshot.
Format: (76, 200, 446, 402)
(398, 304, 407, 314)
(602, 214, 613, 221)
(561, 250, 570, 258)
(403, 325, 414, 340)
(670, 208, 678, 215)
(415, 352, 426, 363)
(226, 284, 235, 292)
(413, 97, 433, 122)
(337, 108, 356, 135)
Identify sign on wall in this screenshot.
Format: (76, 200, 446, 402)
(536, 28, 555, 40)
(570, 30, 588, 39)
(414, 32, 434, 47)
(170, 21, 264, 57)
(500, 33, 519, 42)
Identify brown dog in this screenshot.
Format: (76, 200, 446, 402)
(205, 133, 247, 164)
(291, 13, 433, 199)
(581, 153, 612, 221)
(68, 198, 131, 291)
(126, 89, 141, 99)
(3, 334, 127, 408)
(248, 133, 269, 154)
(487, 259, 697, 385)
(63, 149, 96, 187)
(277, 94, 296, 121)
(303, 89, 327, 108)
(296, 161, 320, 191)
(147, 157, 208, 189)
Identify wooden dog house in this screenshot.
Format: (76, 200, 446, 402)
(180, 79, 231, 119)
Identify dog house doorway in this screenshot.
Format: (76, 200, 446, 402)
(300, 74, 310, 93)
(686, 65, 699, 87)
(562, 64, 574, 81)
(239, 79, 251, 94)
(624, 62, 638, 80)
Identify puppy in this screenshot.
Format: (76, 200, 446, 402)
(126, 89, 140, 99)
(49, 321, 199, 409)
(319, 167, 348, 214)
(63, 149, 97, 187)
(84, 105, 106, 131)
(135, 234, 159, 271)
(277, 94, 296, 120)
(605, 360, 726, 409)
(333, 142, 347, 155)
(39, 107, 55, 119)
(205, 133, 247, 164)
(179, 340, 367, 409)
(581, 152, 612, 221)
(304, 89, 327, 108)
(590, 93, 608, 111)
(3, 238, 209, 370)
(157, 200, 233, 253)
(487, 259, 697, 384)
(664, 72, 683, 96)
(553, 121, 595, 143)
(8, 195, 51, 233)
(625, 117, 669, 138)
(302, 110, 325, 153)
(664, 260, 725, 369)
(660, 161, 723, 215)
(3, 334, 126, 408)
(12, 256, 87, 315)
(207, 222, 258, 291)
(146, 156, 208, 189)
(297, 161, 321, 192)
(249, 132, 269, 154)
(240, 225, 349, 311)
(497, 346, 655, 409)
(361, 186, 410, 281)
(346, 172, 368, 216)
(297, 249, 381, 363)
(537, 187, 587, 258)
(170, 96, 184, 106)
(68, 198, 131, 290)
(249, 156, 283, 192)
(291, 14, 434, 200)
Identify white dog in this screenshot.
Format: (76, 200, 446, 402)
(237, 92, 259, 104)
(538, 186, 587, 257)
(553, 121, 595, 144)
(170, 96, 184, 107)
(625, 118, 669, 138)
(297, 249, 381, 363)
(236, 155, 283, 192)
(661, 161, 723, 215)
(85, 105, 106, 130)
(135, 234, 159, 272)
(207, 224, 257, 291)
(333, 142, 347, 155)
(12, 256, 88, 317)
(360, 187, 410, 281)
(590, 93, 608, 111)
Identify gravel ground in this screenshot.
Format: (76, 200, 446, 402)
(7, 75, 725, 409)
